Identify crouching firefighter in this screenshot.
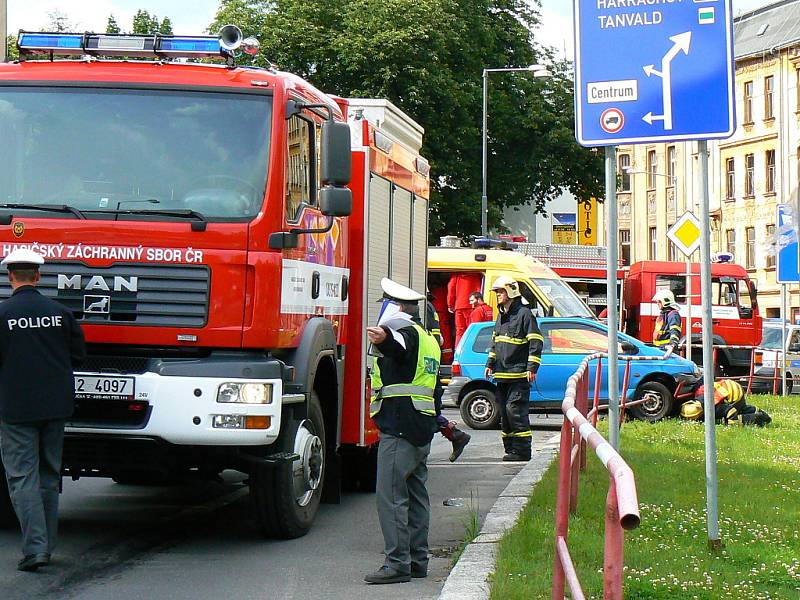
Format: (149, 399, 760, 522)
(680, 379, 772, 426)
(652, 289, 682, 358)
(485, 276, 543, 462)
(364, 278, 442, 584)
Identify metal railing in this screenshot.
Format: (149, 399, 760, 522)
(553, 353, 644, 600)
(678, 344, 792, 396)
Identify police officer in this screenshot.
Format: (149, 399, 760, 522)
(0, 249, 85, 571)
(484, 276, 543, 462)
(364, 278, 441, 584)
(652, 289, 681, 358)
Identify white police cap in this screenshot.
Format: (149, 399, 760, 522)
(381, 277, 425, 303)
(1, 249, 45, 268)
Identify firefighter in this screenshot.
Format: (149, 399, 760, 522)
(484, 276, 543, 462)
(364, 278, 441, 584)
(652, 289, 681, 358)
(0, 249, 86, 572)
(448, 272, 483, 345)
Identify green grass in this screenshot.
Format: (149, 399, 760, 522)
(451, 491, 482, 567)
(490, 395, 800, 600)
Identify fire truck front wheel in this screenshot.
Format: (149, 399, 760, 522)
(251, 392, 325, 539)
(630, 381, 674, 422)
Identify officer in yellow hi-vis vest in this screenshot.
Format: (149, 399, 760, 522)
(364, 278, 441, 585)
(484, 276, 543, 462)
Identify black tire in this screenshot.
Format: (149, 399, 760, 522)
(251, 392, 325, 539)
(630, 381, 674, 422)
(460, 388, 500, 430)
(0, 464, 16, 528)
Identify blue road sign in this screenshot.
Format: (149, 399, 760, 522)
(573, 0, 736, 146)
(777, 204, 800, 284)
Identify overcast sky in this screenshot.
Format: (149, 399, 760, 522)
(6, 0, 783, 60)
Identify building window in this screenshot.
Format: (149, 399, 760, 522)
(618, 153, 631, 192)
(766, 224, 776, 268)
(666, 145, 676, 186)
(726, 228, 736, 260)
(725, 157, 735, 200)
(797, 68, 800, 112)
(649, 226, 657, 260)
(743, 80, 753, 123)
(620, 229, 631, 266)
(745, 153, 754, 196)
(647, 149, 657, 189)
(764, 75, 774, 120)
(766, 149, 775, 194)
(746, 227, 755, 269)
(668, 224, 679, 261)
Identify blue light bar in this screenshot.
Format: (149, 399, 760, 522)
(16, 31, 226, 60)
(18, 32, 83, 51)
(159, 37, 221, 54)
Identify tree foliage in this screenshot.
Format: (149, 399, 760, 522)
(106, 15, 122, 34)
(210, 0, 603, 239)
(159, 17, 174, 35)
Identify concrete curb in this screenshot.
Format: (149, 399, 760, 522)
(437, 433, 561, 600)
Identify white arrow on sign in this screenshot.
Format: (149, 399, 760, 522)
(642, 31, 692, 130)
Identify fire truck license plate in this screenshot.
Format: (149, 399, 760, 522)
(74, 376, 135, 401)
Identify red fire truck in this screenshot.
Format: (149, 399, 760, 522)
(516, 244, 762, 376)
(0, 29, 430, 537)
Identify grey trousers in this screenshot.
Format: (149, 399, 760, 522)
(0, 419, 64, 556)
(376, 433, 431, 574)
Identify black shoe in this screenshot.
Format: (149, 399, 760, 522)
(411, 564, 428, 578)
(17, 553, 49, 572)
(449, 432, 471, 462)
(364, 565, 411, 584)
(502, 453, 530, 462)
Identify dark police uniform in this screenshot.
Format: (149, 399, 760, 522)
(365, 278, 441, 584)
(0, 250, 85, 570)
(486, 296, 543, 460)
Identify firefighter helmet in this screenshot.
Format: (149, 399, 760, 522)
(715, 379, 743, 403)
(652, 289, 676, 308)
(491, 275, 521, 299)
(680, 400, 703, 420)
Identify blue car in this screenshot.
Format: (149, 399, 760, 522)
(444, 318, 699, 429)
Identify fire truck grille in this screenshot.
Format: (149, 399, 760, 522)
(0, 262, 210, 327)
(80, 355, 150, 374)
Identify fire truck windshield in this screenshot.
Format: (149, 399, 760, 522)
(0, 86, 271, 220)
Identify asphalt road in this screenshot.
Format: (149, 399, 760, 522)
(0, 410, 560, 600)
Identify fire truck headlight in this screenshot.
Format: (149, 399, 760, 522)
(216, 383, 272, 404)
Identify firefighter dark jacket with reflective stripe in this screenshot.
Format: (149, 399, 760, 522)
(653, 307, 681, 350)
(0, 286, 86, 423)
(370, 321, 442, 446)
(485, 298, 543, 379)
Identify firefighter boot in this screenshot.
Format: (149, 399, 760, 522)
(448, 428, 471, 462)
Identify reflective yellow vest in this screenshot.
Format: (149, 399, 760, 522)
(370, 323, 440, 418)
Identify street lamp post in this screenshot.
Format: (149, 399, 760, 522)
(481, 65, 550, 237)
(1, 0, 7, 62)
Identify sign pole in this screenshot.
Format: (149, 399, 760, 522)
(698, 140, 721, 548)
(782, 284, 787, 396)
(686, 257, 692, 363)
(605, 146, 620, 451)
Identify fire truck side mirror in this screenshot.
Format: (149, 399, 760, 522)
(319, 186, 352, 217)
(320, 121, 352, 186)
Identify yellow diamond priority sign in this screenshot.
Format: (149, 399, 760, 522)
(667, 211, 702, 257)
